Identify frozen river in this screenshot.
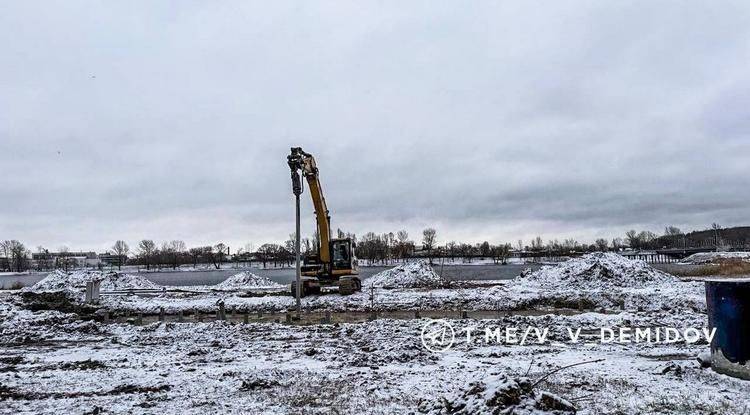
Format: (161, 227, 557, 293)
(0, 263, 541, 289)
(0, 262, 695, 289)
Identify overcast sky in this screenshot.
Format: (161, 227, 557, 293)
(1, 1, 749, 252)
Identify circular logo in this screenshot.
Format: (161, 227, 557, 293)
(421, 319, 455, 352)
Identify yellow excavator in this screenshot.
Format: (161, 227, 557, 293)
(287, 147, 361, 296)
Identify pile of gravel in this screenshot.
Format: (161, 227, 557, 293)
(364, 261, 446, 289)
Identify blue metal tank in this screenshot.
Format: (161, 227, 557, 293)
(706, 279, 750, 379)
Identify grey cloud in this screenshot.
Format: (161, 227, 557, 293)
(1, 1, 750, 251)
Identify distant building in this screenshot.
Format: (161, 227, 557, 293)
(99, 252, 128, 267)
(31, 251, 100, 268)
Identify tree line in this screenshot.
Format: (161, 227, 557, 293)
(0, 223, 743, 272)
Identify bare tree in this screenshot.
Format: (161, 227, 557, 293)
(2, 240, 29, 272)
(312, 230, 320, 254)
(595, 238, 609, 252)
(711, 223, 722, 247)
(256, 243, 280, 268)
(422, 228, 437, 264)
(479, 241, 491, 257)
(395, 230, 411, 261)
(244, 242, 255, 254)
(112, 240, 129, 270)
(397, 230, 409, 244)
(213, 243, 227, 269)
(492, 243, 511, 265)
(563, 238, 579, 250)
(625, 230, 640, 249)
(58, 246, 71, 271)
(445, 241, 457, 262)
(0, 241, 12, 271)
(638, 231, 657, 249)
(531, 236, 544, 251)
(285, 234, 296, 257)
(188, 247, 203, 268)
(664, 226, 682, 236)
(611, 237, 624, 251)
(167, 240, 186, 269)
(35, 246, 52, 271)
(138, 240, 157, 271)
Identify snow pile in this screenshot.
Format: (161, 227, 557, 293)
(509, 253, 705, 312)
(419, 374, 575, 414)
(364, 261, 446, 289)
(101, 273, 162, 291)
(681, 251, 750, 264)
(213, 271, 283, 290)
(517, 252, 677, 290)
(27, 270, 98, 292)
(28, 270, 161, 293)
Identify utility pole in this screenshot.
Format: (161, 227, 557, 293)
(290, 159, 303, 316)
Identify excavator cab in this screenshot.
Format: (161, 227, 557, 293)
(300, 238, 358, 288)
(331, 238, 356, 272)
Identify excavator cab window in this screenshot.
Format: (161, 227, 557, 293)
(331, 240, 351, 270)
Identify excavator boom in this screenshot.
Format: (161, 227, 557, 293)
(287, 148, 331, 264)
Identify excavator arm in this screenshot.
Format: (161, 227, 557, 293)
(287, 147, 331, 264)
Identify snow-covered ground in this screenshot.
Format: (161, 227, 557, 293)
(681, 251, 750, 264)
(1, 304, 747, 414)
(2, 254, 748, 414)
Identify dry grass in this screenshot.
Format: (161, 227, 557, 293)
(0, 281, 23, 290)
(678, 259, 750, 277)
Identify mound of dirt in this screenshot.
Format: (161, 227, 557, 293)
(214, 271, 282, 290)
(364, 261, 446, 289)
(29, 270, 161, 293)
(418, 374, 575, 414)
(681, 251, 750, 264)
(517, 252, 677, 290)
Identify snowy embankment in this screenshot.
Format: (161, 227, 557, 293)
(27, 270, 161, 294)
(19, 255, 706, 315)
(506, 252, 706, 313)
(681, 251, 750, 264)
